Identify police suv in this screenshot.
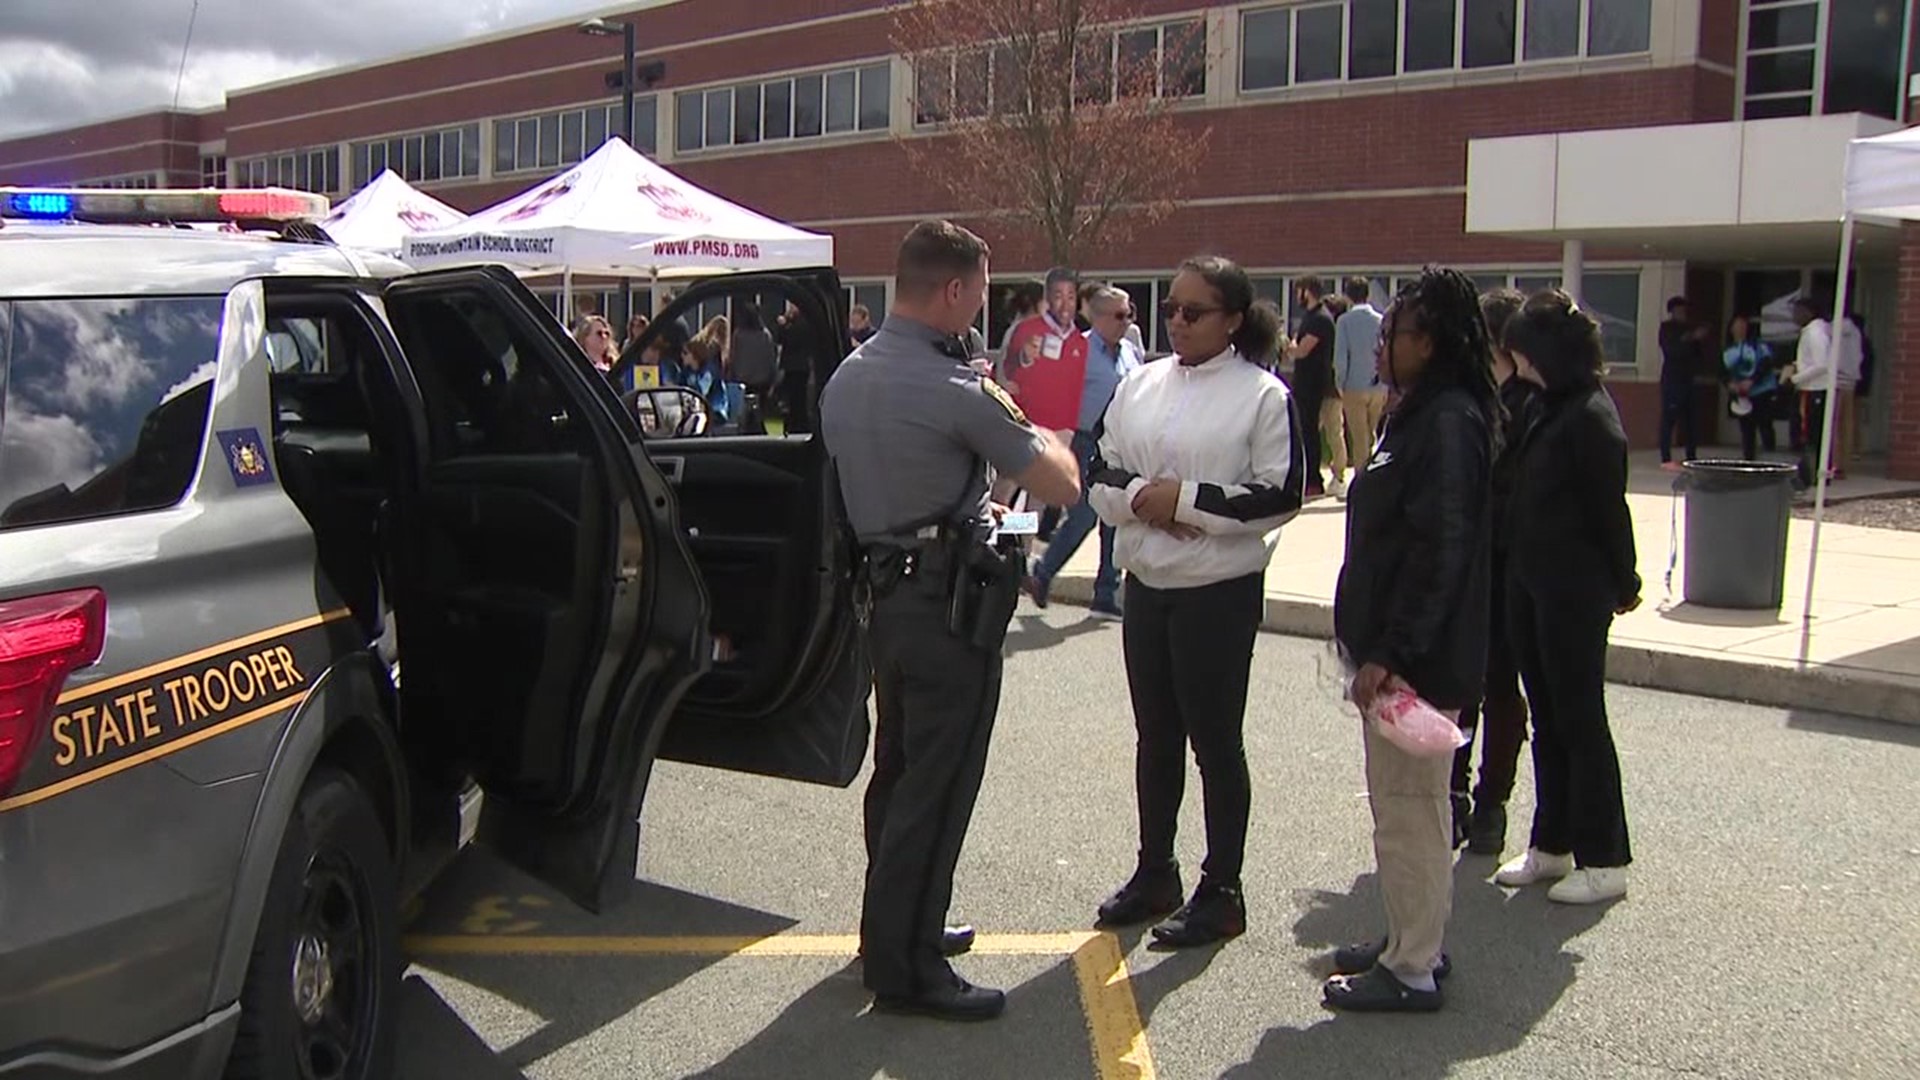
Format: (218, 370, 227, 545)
(0, 188, 869, 1079)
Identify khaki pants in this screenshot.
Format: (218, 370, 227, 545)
(1320, 397, 1348, 480)
(1363, 714, 1454, 980)
(1341, 389, 1388, 474)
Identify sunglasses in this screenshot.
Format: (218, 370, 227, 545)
(1165, 302, 1222, 324)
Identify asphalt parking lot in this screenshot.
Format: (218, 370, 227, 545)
(398, 608, 1920, 1079)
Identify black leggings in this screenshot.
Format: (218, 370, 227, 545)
(1123, 573, 1264, 888)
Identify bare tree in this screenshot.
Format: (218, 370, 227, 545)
(892, 0, 1212, 267)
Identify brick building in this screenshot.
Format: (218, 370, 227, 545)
(3, 0, 1916, 470)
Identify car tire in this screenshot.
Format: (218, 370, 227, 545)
(225, 767, 399, 1080)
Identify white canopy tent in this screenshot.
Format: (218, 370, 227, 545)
(318, 169, 467, 256)
(401, 137, 833, 311)
(1801, 126, 1920, 645)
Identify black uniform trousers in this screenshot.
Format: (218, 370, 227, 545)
(1657, 378, 1698, 464)
(1452, 550, 1529, 807)
(1507, 577, 1633, 869)
(860, 569, 1003, 997)
(1123, 573, 1264, 888)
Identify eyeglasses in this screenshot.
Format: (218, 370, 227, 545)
(1165, 302, 1222, 324)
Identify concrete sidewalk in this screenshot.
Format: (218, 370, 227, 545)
(1041, 456, 1920, 725)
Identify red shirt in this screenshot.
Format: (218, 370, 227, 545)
(1000, 313, 1088, 432)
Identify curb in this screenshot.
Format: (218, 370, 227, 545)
(1043, 574, 1920, 727)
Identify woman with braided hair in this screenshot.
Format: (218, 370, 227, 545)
(1328, 266, 1502, 1012)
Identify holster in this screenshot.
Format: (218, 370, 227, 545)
(943, 527, 1025, 653)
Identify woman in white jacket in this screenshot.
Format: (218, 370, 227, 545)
(1087, 256, 1307, 947)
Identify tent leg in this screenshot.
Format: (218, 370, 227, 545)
(563, 268, 574, 324)
(1797, 212, 1855, 663)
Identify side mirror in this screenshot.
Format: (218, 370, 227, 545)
(628, 386, 710, 439)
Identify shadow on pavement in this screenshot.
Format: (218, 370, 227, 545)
(1003, 611, 1114, 656)
(397, 976, 531, 1080)
(680, 957, 1095, 1079)
(1786, 708, 1920, 747)
(1223, 861, 1607, 1078)
(400, 847, 801, 1074)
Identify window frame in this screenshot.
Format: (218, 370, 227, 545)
(676, 61, 891, 155)
(495, 98, 658, 176)
(1236, 0, 1652, 94)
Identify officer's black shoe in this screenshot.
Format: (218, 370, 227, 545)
(872, 976, 1006, 1022)
(1148, 879, 1245, 948)
(1096, 864, 1184, 927)
(1450, 791, 1473, 850)
(941, 924, 976, 956)
(1331, 939, 1452, 980)
(1466, 801, 1507, 856)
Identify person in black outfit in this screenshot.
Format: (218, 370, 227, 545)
(1495, 289, 1639, 907)
(1286, 277, 1337, 498)
(1656, 296, 1707, 468)
(775, 300, 817, 434)
(1449, 287, 1537, 856)
(1325, 267, 1500, 1013)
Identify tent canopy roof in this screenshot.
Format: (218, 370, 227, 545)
(319, 169, 466, 254)
(401, 137, 832, 276)
(1845, 125, 1920, 222)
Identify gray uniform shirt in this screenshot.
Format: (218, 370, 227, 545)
(820, 314, 1048, 542)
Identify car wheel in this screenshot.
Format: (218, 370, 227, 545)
(226, 768, 399, 1080)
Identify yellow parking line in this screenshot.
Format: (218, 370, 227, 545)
(1070, 933, 1159, 1080)
(406, 931, 1156, 1079)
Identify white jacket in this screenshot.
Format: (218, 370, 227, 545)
(1793, 318, 1862, 393)
(1088, 348, 1305, 590)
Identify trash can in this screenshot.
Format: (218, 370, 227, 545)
(1681, 459, 1798, 610)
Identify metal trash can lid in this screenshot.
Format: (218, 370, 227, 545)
(1681, 458, 1797, 491)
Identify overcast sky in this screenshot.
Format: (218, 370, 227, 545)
(0, 0, 621, 140)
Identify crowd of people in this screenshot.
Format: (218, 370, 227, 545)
(1655, 290, 1871, 486)
(567, 296, 841, 434)
(960, 254, 1644, 1015)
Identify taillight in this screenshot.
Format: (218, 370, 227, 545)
(0, 589, 106, 799)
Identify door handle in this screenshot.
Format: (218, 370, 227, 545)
(655, 456, 684, 484)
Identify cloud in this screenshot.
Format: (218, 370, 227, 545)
(0, 0, 615, 139)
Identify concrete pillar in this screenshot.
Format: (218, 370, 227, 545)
(1561, 239, 1585, 304)
(1891, 222, 1920, 480)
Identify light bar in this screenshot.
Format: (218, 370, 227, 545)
(0, 186, 330, 225)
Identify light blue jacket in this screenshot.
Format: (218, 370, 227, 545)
(1334, 303, 1384, 392)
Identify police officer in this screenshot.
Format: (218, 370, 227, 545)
(821, 220, 1080, 1022)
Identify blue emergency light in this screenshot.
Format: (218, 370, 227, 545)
(6, 192, 75, 218)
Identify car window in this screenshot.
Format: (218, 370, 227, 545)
(386, 288, 587, 460)
(0, 296, 224, 531)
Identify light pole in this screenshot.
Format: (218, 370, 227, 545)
(579, 16, 637, 330)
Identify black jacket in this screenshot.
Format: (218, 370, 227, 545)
(1490, 377, 1539, 554)
(1334, 385, 1494, 710)
(1506, 382, 1640, 611)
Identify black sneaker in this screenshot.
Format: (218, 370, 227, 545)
(1331, 939, 1451, 980)
(1096, 864, 1183, 927)
(1450, 792, 1472, 850)
(1466, 801, 1507, 856)
(1323, 964, 1443, 1013)
(1148, 880, 1246, 948)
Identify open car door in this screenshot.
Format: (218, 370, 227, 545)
(381, 265, 709, 911)
(614, 270, 870, 789)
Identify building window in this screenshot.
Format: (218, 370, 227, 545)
(199, 154, 227, 187)
(231, 145, 341, 194)
(351, 123, 481, 189)
(1750, 0, 1911, 121)
(1242, 0, 1650, 90)
(919, 21, 1202, 125)
(494, 98, 657, 175)
(679, 64, 888, 152)
(78, 172, 158, 189)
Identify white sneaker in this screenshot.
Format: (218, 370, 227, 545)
(1494, 849, 1574, 887)
(1547, 867, 1628, 905)
(1328, 476, 1348, 499)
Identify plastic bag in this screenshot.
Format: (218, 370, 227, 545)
(1366, 688, 1468, 758)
